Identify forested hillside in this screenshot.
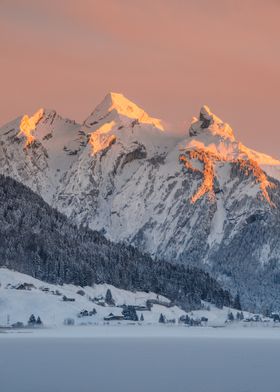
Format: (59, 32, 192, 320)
(0, 175, 232, 311)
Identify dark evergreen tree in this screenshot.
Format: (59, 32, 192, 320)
(36, 316, 42, 325)
(105, 289, 115, 306)
(28, 314, 36, 325)
(234, 294, 242, 311)
(215, 295, 224, 310)
(140, 313, 144, 322)
(159, 313, 165, 323)
(227, 311, 234, 322)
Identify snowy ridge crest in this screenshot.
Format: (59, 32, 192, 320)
(84, 92, 164, 131)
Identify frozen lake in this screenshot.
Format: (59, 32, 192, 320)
(1, 330, 280, 392)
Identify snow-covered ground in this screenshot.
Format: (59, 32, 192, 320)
(0, 267, 274, 334)
(1, 268, 280, 392)
(0, 268, 187, 328)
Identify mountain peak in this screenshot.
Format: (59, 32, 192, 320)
(106, 91, 130, 105)
(18, 108, 44, 147)
(189, 105, 235, 141)
(98, 92, 145, 118)
(84, 92, 164, 131)
(182, 105, 277, 206)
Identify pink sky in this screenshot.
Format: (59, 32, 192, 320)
(1, 0, 280, 157)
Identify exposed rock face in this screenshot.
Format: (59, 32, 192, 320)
(189, 105, 235, 140)
(1, 95, 280, 311)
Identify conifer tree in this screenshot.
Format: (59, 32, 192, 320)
(28, 314, 36, 325)
(234, 294, 242, 311)
(105, 289, 115, 306)
(159, 313, 165, 323)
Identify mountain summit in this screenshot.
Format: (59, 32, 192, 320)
(190, 105, 235, 141)
(181, 106, 276, 205)
(84, 92, 164, 131)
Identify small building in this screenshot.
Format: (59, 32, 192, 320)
(104, 313, 124, 321)
(62, 295, 75, 302)
(64, 318, 75, 326)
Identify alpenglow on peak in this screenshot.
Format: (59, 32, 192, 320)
(189, 105, 235, 141)
(84, 92, 164, 131)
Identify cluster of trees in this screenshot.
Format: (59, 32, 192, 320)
(178, 314, 207, 326)
(0, 175, 232, 312)
(122, 306, 138, 321)
(28, 314, 43, 326)
(227, 311, 244, 322)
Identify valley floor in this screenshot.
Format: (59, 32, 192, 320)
(1, 323, 280, 339)
(1, 329, 280, 392)
(1, 268, 280, 391)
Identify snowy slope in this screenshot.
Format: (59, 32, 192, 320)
(0, 268, 185, 327)
(0, 268, 254, 328)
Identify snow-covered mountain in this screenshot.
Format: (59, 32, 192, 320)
(1, 92, 280, 311)
(0, 108, 82, 203)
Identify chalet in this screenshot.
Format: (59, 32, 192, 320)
(104, 313, 124, 321)
(15, 282, 35, 290)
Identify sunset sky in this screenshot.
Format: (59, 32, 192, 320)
(1, 0, 280, 157)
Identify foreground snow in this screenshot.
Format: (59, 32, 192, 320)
(1, 335, 280, 392)
(1, 324, 280, 340)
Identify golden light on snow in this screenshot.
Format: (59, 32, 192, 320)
(179, 105, 276, 206)
(18, 108, 44, 147)
(180, 150, 216, 204)
(106, 93, 164, 131)
(86, 93, 164, 155)
(180, 150, 275, 206)
(236, 158, 276, 207)
(89, 121, 117, 154)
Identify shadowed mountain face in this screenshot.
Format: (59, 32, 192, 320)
(0, 174, 232, 312)
(1, 93, 280, 312)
